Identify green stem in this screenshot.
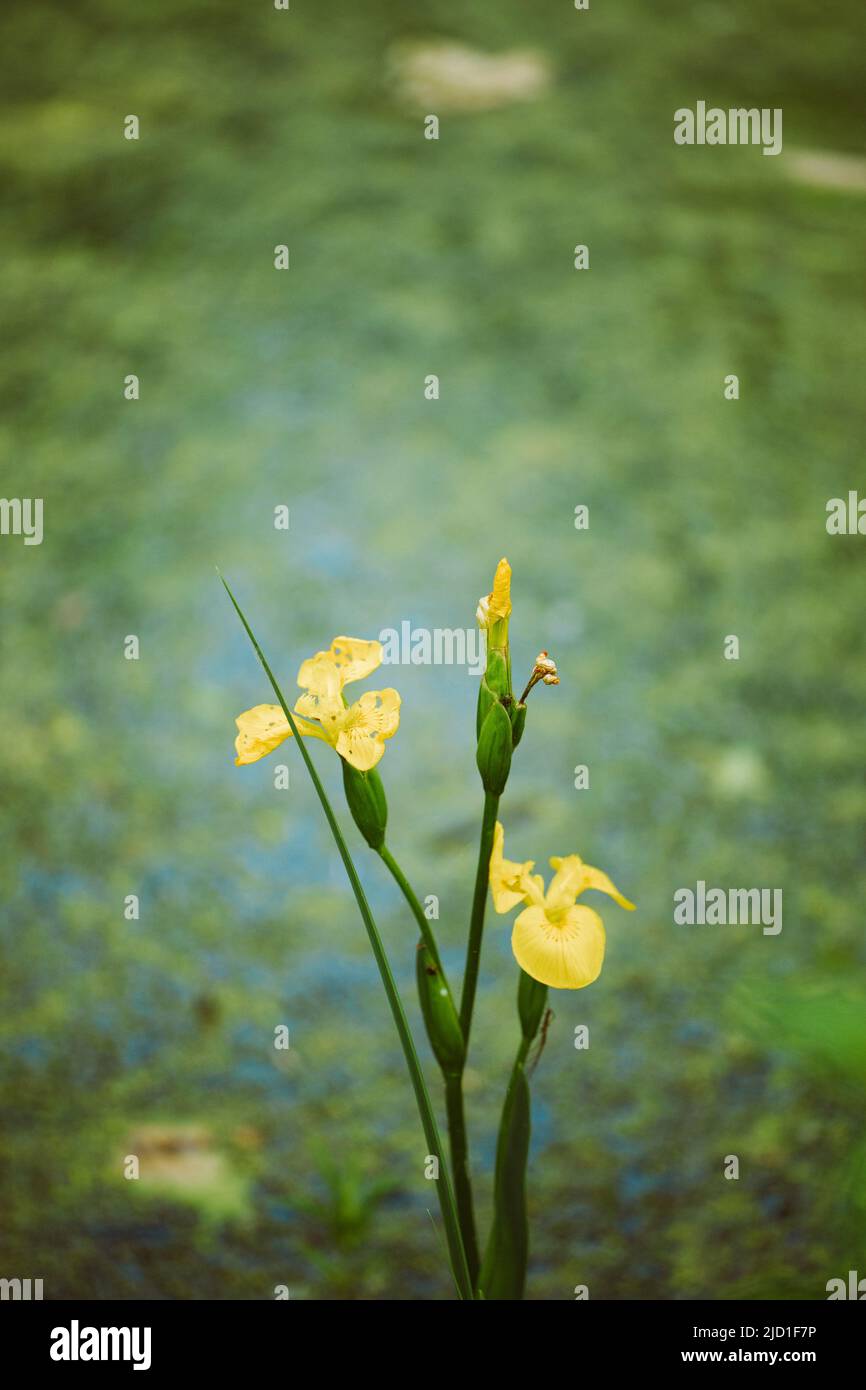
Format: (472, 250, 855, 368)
(459, 790, 500, 1044)
(444, 1073, 480, 1287)
(378, 846, 444, 973)
(378, 844, 480, 1286)
(221, 575, 474, 1301)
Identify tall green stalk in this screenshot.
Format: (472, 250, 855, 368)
(379, 844, 481, 1285)
(444, 1073, 477, 1285)
(459, 790, 500, 1042)
(221, 575, 473, 1301)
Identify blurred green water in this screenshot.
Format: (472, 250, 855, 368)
(1, 0, 865, 1299)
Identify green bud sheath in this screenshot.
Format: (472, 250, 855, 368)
(476, 676, 497, 741)
(341, 759, 388, 851)
(416, 943, 465, 1077)
(478, 1062, 531, 1300)
(484, 647, 510, 700)
(476, 700, 513, 796)
(510, 701, 527, 750)
(518, 969, 548, 1042)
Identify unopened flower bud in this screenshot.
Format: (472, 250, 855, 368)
(416, 943, 465, 1076)
(476, 699, 513, 795)
(341, 760, 388, 850)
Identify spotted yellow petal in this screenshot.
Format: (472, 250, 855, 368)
(234, 704, 327, 766)
(548, 855, 635, 911)
(489, 821, 541, 913)
(329, 637, 383, 686)
(512, 903, 606, 990)
(294, 686, 345, 731)
(297, 638, 382, 695)
(334, 688, 401, 772)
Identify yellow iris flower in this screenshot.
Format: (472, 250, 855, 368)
(234, 637, 401, 773)
(489, 822, 635, 989)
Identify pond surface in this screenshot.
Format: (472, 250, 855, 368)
(1, 0, 864, 1299)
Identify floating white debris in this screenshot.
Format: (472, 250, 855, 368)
(389, 40, 551, 112)
(786, 149, 866, 193)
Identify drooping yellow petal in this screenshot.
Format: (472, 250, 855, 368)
(548, 855, 635, 911)
(489, 821, 541, 913)
(235, 704, 291, 765)
(581, 864, 635, 911)
(512, 903, 606, 990)
(329, 637, 383, 686)
(234, 704, 327, 766)
(334, 688, 401, 772)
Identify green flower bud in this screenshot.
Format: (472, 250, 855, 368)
(518, 969, 548, 1042)
(341, 759, 388, 851)
(416, 943, 465, 1077)
(476, 699, 513, 796)
(510, 701, 527, 750)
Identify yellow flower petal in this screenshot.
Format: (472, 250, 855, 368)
(544, 854, 587, 911)
(329, 637, 383, 686)
(294, 686, 345, 731)
(297, 638, 382, 695)
(547, 855, 635, 911)
(334, 688, 401, 772)
(581, 864, 635, 911)
(489, 821, 540, 912)
(234, 704, 327, 766)
(512, 903, 606, 990)
(235, 704, 290, 765)
(357, 687, 401, 736)
(296, 651, 343, 700)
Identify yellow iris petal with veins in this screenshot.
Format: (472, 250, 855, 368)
(234, 635, 401, 773)
(234, 704, 328, 765)
(489, 822, 634, 990)
(512, 903, 607, 991)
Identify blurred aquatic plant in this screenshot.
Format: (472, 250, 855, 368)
(223, 559, 635, 1299)
(731, 982, 866, 1081)
(729, 979, 866, 1263)
(299, 1145, 400, 1253)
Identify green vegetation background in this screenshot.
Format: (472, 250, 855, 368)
(1, 0, 864, 1299)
